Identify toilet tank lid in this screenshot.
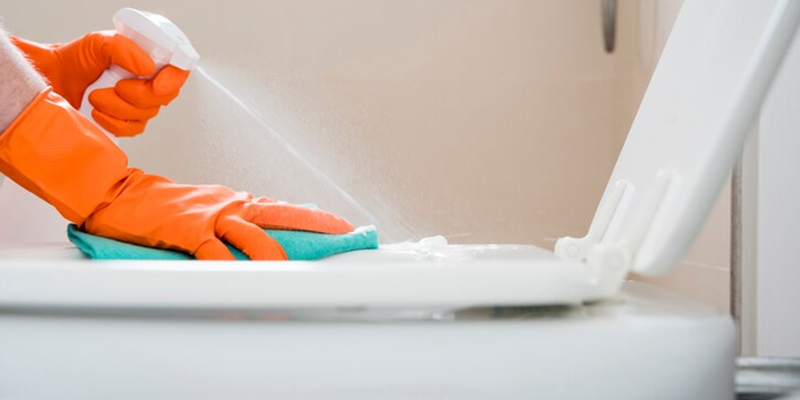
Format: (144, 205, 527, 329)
(564, 0, 800, 277)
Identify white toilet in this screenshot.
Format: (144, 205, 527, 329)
(0, 0, 797, 398)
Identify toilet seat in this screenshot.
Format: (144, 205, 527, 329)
(0, 243, 596, 308)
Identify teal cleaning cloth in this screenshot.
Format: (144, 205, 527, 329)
(67, 224, 379, 261)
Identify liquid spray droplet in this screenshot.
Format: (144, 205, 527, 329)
(194, 66, 380, 226)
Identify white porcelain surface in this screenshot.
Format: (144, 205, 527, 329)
(0, 242, 734, 398)
(0, 281, 734, 400)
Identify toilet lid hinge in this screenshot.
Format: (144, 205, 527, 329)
(555, 171, 680, 281)
(554, 179, 632, 265)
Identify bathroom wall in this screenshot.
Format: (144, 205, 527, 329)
(752, 26, 800, 357)
(0, 0, 620, 245)
(0, 1, 732, 311)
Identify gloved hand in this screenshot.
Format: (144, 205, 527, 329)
(11, 32, 189, 137)
(0, 88, 354, 260)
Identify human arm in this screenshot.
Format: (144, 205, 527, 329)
(0, 29, 46, 132)
(11, 31, 189, 137)
(0, 27, 353, 260)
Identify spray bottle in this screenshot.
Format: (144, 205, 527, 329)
(79, 8, 201, 142)
(0, 8, 200, 243)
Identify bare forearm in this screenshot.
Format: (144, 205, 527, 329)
(0, 25, 46, 132)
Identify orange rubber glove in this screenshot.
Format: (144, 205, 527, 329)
(0, 88, 355, 260)
(11, 32, 189, 137)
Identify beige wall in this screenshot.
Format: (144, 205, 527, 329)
(0, 1, 730, 310)
(0, 0, 619, 244)
(753, 25, 800, 356)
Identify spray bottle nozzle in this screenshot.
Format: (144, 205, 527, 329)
(112, 8, 201, 71)
(171, 44, 201, 71)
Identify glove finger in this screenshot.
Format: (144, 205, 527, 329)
(195, 238, 237, 261)
(116, 79, 180, 108)
(244, 203, 355, 234)
(98, 32, 156, 77)
(218, 215, 287, 261)
(91, 109, 148, 138)
(153, 66, 190, 96)
(88, 87, 160, 121)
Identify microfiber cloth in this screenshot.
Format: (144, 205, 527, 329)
(67, 224, 379, 261)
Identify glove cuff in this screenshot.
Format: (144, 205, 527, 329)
(0, 87, 131, 224)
